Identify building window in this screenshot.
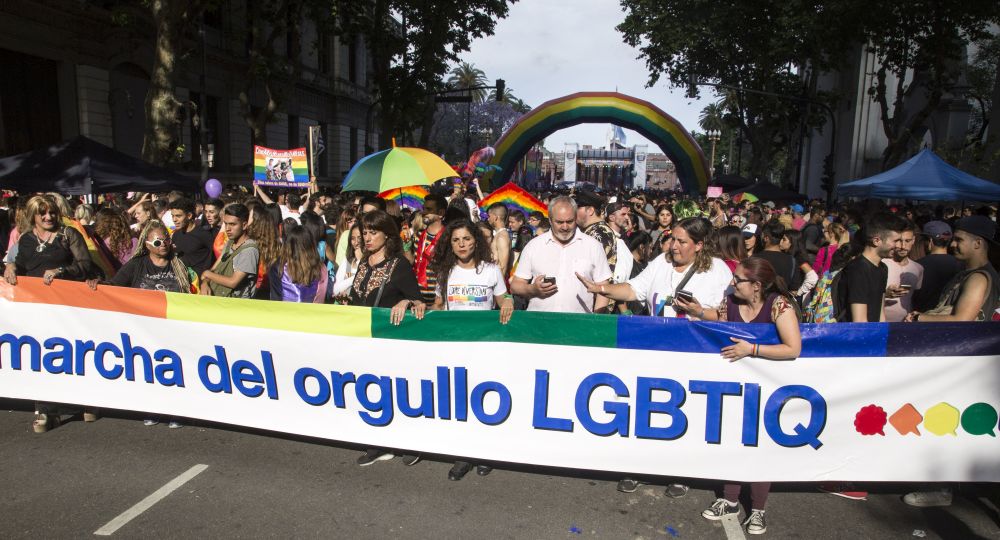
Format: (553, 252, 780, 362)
(348, 36, 358, 83)
(318, 34, 332, 74)
(349, 127, 358, 165)
(319, 123, 328, 177)
(189, 93, 218, 168)
(288, 115, 299, 149)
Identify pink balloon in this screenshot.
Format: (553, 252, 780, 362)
(205, 178, 222, 198)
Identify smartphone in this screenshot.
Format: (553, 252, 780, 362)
(898, 284, 912, 291)
(542, 276, 556, 285)
(675, 289, 694, 302)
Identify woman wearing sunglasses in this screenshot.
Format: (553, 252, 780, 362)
(110, 220, 197, 294)
(110, 220, 196, 429)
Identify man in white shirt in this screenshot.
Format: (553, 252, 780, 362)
(510, 196, 612, 313)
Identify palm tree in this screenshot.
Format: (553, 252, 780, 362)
(447, 62, 488, 102)
(699, 102, 724, 132)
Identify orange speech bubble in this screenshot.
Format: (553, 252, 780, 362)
(889, 403, 923, 436)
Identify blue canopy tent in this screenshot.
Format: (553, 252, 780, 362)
(836, 149, 1000, 201)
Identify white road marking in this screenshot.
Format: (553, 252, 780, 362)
(94, 464, 208, 536)
(721, 513, 747, 540)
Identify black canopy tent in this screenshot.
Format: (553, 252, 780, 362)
(0, 136, 198, 195)
(709, 174, 754, 191)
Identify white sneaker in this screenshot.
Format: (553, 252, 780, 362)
(167, 421, 183, 429)
(143, 419, 159, 426)
(903, 489, 953, 507)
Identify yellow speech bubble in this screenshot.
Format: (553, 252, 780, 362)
(924, 402, 960, 436)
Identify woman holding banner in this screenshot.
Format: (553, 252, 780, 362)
(349, 210, 425, 467)
(430, 218, 514, 480)
(673, 257, 802, 535)
(3, 194, 100, 433)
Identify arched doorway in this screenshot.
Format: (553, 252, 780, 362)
(489, 92, 710, 193)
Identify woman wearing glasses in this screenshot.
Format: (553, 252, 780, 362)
(672, 256, 801, 536)
(111, 220, 197, 293)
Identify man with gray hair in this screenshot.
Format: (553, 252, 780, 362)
(510, 196, 612, 313)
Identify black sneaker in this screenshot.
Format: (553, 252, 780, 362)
(356, 449, 394, 466)
(702, 498, 739, 521)
(476, 465, 492, 476)
(744, 509, 766, 535)
(448, 461, 472, 481)
(400, 454, 421, 466)
(665, 483, 689, 498)
(617, 478, 642, 493)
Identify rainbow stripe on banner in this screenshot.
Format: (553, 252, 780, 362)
(478, 182, 548, 218)
(253, 146, 309, 188)
(3, 278, 1000, 483)
(379, 185, 429, 210)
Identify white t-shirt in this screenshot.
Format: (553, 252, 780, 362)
(513, 230, 613, 313)
(883, 258, 924, 322)
(627, 256, 733, 317)
(438, 262, 507, 310)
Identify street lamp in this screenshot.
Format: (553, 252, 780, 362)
(706, 129, 721, 179)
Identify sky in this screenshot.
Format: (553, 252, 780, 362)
(458, 0, 716, 153)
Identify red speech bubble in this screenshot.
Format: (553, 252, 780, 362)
(855, 404, 887, 436)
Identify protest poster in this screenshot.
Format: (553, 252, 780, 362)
(2, 279, 999, 483)
(253, 146, 309, 188)
(707, 186, 723, 198)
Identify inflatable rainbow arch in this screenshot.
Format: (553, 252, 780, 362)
(489, 92, 710, 193)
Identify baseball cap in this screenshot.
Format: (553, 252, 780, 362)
(574, 189, 606, 210)
(742, 223, 758, 237)
(955, 216, 998, 244)
(790, 204, 804, 214)
(922, 220, 952, 240)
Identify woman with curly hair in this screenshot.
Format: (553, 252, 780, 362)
(268, 225, 330, 303)
(429, 218, 513, 481)
(111, 220, 196, 293)
(94, 208, 137, 267)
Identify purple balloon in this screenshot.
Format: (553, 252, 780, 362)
(205, 178, 222, 198)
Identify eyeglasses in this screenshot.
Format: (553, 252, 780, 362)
(732, 275, 753, 285)
(146, 238, 170, 248)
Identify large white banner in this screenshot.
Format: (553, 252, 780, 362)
(1, 282, 999, 482)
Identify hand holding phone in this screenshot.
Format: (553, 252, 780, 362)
(675, 289, 694, 302)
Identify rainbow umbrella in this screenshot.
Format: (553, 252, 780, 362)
(478, 182, 548, 218)
(733, 192, 759, 204)
(379, 185, 429, 210)
(342, 141, 457, 193)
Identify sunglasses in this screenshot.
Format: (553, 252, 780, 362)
(146, 238, 170, 248)
(733, 275, 753, 284)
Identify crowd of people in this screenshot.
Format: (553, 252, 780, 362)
(1, 180, 998, 536)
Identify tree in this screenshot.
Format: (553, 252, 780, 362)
(337, 0, 515, 150)
(861, 1, 1000, 168)
(618, 0, 856, 184)
(448, 62, 489, 102)
(698, 103, 724, 132)
(140, 0, 210, 165)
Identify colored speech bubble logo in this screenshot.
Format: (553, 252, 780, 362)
(961, 403, 998, 437)
(854, 404, 887, 436)
(889, 403, 923, 436)
(924, 402, 960, 436)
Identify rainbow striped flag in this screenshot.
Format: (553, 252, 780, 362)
(379, 185, 429, 210)
(253, 146, 309, 188)
(478, 182, 548, 218)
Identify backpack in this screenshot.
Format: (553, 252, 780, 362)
(804, 269, 845, 323)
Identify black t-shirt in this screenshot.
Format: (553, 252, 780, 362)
(171, 226, 215, 275)
(111, 256, 183, 292)
(839, 255, 888, 322)
(914, 253, 963, 311)
(755, 250, 797, 288)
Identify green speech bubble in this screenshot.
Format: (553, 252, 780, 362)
(961, 403, 998, 437)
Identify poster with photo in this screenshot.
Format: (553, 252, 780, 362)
(253, 146, 309, 188)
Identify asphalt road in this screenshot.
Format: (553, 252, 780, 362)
(0, 399, 997, 540)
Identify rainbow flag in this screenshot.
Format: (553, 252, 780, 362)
(379, 185, 429, 210)
(62, 217, 116, 279)
(733, 192, 759, 204)
(253, 146, 309, 188)
(478, 182, 548, 218)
